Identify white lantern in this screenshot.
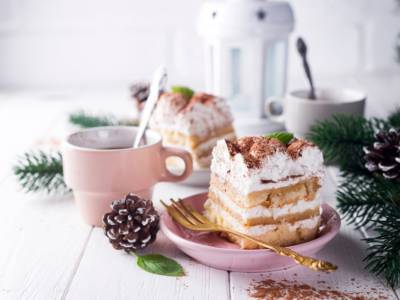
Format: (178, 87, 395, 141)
(198, 0, 294, 123)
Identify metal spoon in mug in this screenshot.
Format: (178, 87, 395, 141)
(133, 65, 167, 148)
(296, 37, 316, 100)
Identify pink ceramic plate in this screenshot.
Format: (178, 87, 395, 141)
(160, 192, 341, 272)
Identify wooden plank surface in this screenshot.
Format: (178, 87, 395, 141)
(0, 94, 134, 300)
(0, 172, 92, 300)
(0, 74, 399, 300)
(65, 183, 230, 300)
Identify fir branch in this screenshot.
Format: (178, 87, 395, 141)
(364, 208, 400, 287)
(308, 114, 386, 169)
(336, 169, 400, 287)
(14, 151, 67, 194)
(69, 111, 117, 128)
(388, 107, 400, 128)
(337, 170, 400, 228)
(311, 112, 400, 286)
(69, 111, 139, 128)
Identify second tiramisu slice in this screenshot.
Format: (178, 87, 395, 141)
(149, 87, 235, 169)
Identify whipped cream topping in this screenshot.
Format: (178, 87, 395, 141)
(210, 138, 324, 195)
(149, 92, 234, 138)
(210, 187, 321, 221)
(205, 200, 320, 236)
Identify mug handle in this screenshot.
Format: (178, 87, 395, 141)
(160, 146, 193, 182)
(264, 96, 285, 123)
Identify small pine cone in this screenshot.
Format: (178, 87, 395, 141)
(103, 193, 160, 252)
(363, 128, 400, 180)
(130, 82, 165, 112)
(130, 82, 150, 110)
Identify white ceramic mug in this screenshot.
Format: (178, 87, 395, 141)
(265, 88, 366, 136)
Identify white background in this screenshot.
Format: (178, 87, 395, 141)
(0, 0, 399, 92)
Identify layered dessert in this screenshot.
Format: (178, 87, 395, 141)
(149, 87, 235, 169)
(204, 136, 324, 249)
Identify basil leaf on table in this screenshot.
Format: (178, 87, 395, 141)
(136, 254, 185, 277)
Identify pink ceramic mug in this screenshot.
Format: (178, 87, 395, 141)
(62, 126, 193, 226)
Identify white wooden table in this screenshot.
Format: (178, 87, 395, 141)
(0, 73, 399, 300)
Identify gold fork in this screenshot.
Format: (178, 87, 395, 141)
(161, 199, 337, 272)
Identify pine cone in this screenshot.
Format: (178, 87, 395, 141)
(103, 193, 160, 252)
(364, 128, 400, 180)
(130, 82, 150, 112)
(130, 82, 165, 112)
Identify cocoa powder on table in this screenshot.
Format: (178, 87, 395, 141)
(247, 278, 389, 300)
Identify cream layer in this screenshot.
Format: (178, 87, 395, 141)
(210, 140, 324, 195)
(166, 131, 235, 169)
(162, 131, 235, 155)
(204, 200, 320, 236)
(209, 187, 320, 221)
(194, 155, 212, 169)
(193, 132, 236, 154)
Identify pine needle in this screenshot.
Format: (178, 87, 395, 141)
(388, 107, 400, 128)
(337, 170, 400, 287)
(69, 111, 139, 128)
(69, 111, 117, 128)
(310, 112, 400, 287)
(337, 170, 400, 227)
(13, 151, 68, 194)
(308, 114, 387, 169)
(364, 208, 400, 288)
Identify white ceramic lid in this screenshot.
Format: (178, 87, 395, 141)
(198, 0, 295, 39)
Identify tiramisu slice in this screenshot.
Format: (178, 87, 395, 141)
(149, 86, 235, 169)
(204, 136, 324, 249)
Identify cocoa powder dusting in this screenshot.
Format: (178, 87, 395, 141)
(160, 91, 217, 113)
(287, 138, 315, 159)
(247, 278, 389, 300)
(160, 92, 189, 112)
(226, 136, 286, 168)
(226, 139, 241, 156)
(184, 92, 215, 112)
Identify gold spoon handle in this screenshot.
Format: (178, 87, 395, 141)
(224, 229, 337, 272)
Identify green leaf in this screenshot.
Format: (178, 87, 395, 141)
(266, 132, 294, 144)
(136, 254, 185, 277)
(171, 85, 194, 99)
